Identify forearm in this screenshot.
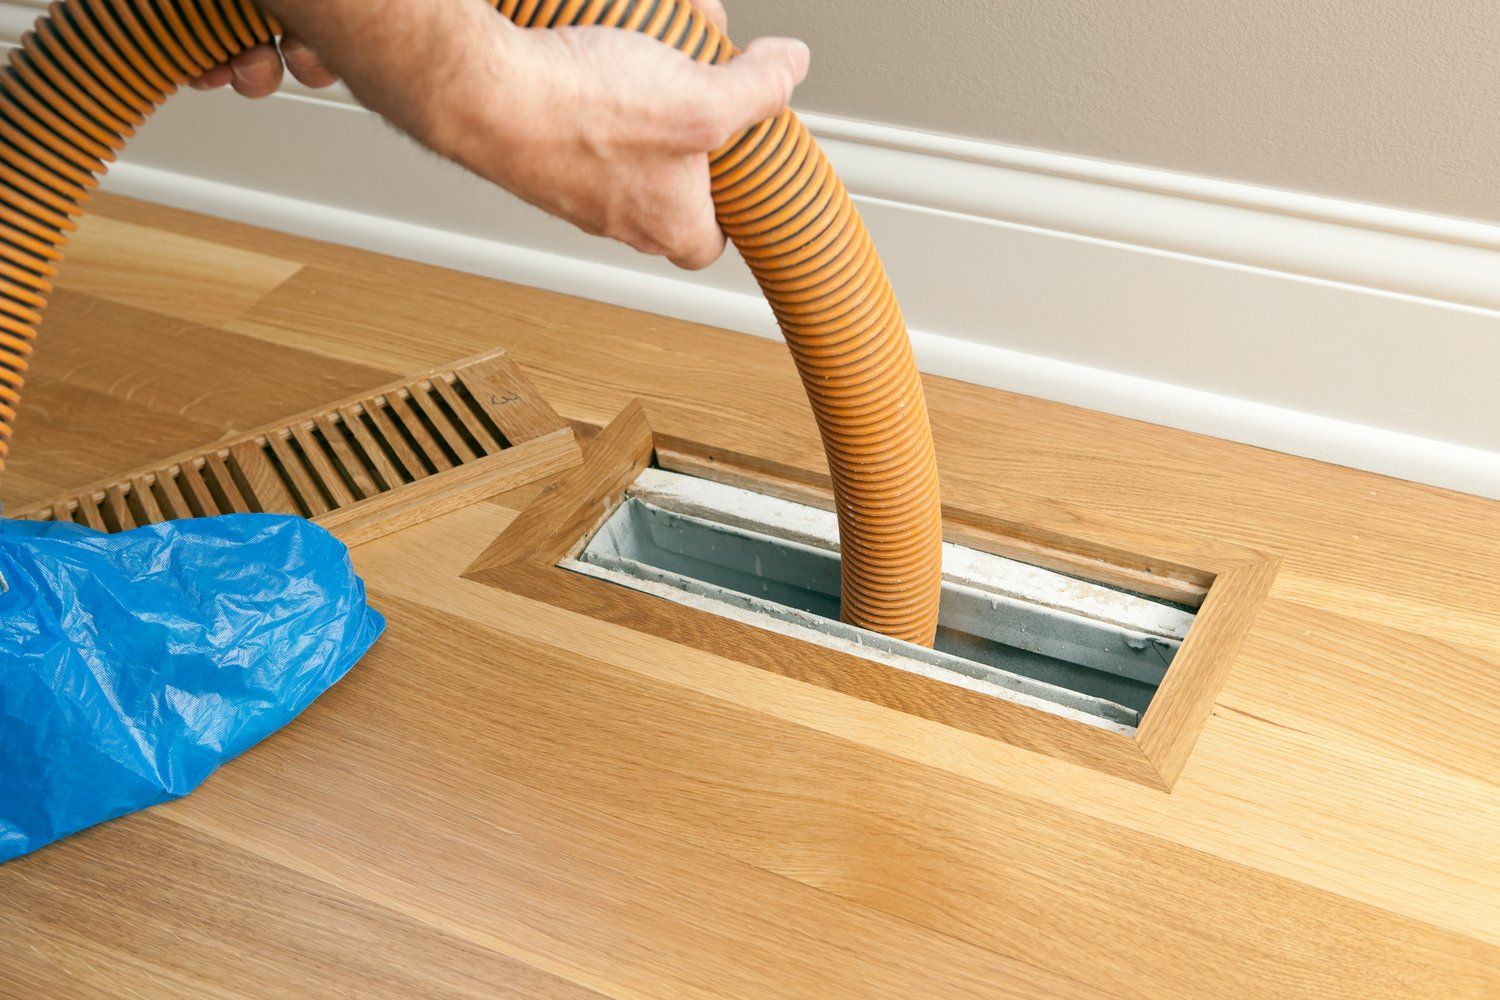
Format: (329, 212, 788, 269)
(257, 0, 520, 166)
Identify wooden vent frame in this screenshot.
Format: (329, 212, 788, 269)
(463, 401, 1280, 791)
(17, 349, 581, 548)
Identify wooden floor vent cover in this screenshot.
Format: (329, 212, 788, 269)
(463, 400, 1281, 792)
(15, 349, 580, 547)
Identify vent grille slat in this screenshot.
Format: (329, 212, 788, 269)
(15, 350, 571, 542)
(454, 381, 512, 450)
(129, 475, 164, 524)
(78, 495, 106, 531)
(291, 422, 356, 508)
(432, 376, 502, 454)
(339, 403, 405, 489)
(227, 441, 298, 516)
(176, 462, 216, 519)
(387, 392, 453, 472)
(410, 380, 480, 463)
(363, 398, 429, 481)
(152, 469, 190, 520)
(202, 453, 252, 514)
(314, 413, 380, 499)
(101, 484, 132, 532)
(266, 432, 329, 517)
(460, 358, 565, 444)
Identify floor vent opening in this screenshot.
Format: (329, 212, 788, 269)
(564, 468, 1197, 734)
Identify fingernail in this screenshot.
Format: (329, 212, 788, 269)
(280, 37, 312, 65)
(232, 52, 277, 87)
(282, 51, 315, 73)
(787, 39, 810, 80)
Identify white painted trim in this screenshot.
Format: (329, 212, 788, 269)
(210, 78, 1500, 313)
(809, 114, 1500, 318)
(911, 328, 1500, 501)
(804, 113, 1500, 254)
(106, 161, 1500, 500)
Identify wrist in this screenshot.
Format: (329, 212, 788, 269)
(264, 0, 528, 176)
(429, 20, 579, 196)
(417, 16, 542, 183)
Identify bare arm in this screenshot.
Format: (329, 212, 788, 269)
(192, 0, 808, 270)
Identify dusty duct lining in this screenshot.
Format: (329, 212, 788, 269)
(0, 0, 945, 646)
(566, 469, 1198, 733)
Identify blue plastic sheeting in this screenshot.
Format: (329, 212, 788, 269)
(1, 513, 384, 863)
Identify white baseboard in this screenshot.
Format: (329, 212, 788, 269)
(108, 157, 1500, 502)
(2, 12, 1491, 498)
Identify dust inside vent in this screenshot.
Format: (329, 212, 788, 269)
(563, 469, 1196, 734)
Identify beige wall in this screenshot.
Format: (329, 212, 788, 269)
(732, 0, 1500, 223)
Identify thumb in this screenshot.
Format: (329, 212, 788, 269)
(703, 37, 810, 143)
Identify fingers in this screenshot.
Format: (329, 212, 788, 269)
(187, 63, 232, 90)
(688, 0, 728, 34)
(280, 34, 339, 88)
(228, 43, 283, 98)
(662, 35, 811, 268)
(185, 35, 337, 96)
(698, 37, 809, 145)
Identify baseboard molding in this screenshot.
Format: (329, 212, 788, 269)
(106, 159, 1500, 501)
(1, 0, 1492, 497)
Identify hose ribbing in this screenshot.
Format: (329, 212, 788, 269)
(0, 0, 944, 646)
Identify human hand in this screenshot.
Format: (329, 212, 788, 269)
(221, 0, 806, 271)
(186, 33, 338, 97)
(445, 23, 809, 269)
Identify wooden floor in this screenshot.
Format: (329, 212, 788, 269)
(2, 195, 1498, 998)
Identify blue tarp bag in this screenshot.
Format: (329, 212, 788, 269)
(0, 513, 384, 862)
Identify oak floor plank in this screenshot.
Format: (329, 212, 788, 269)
(3, 814, 594, 999)
(0, 288, 395, 509)
(1222, 597, 1500, 784)
(156, 689, 1093, 1000)
(26, 289, 396, 436)
(0, 910, 229, 1000)
(0, 469, 74, 512)
(56, 213, 301, 327)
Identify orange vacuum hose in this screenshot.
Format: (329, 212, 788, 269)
(0, 0, 945, 646)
